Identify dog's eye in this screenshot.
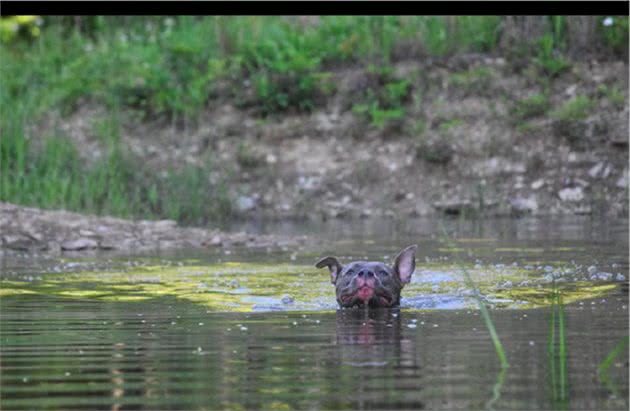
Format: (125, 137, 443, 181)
(379, 271, 388, 276)
(345, 270, 355, 276)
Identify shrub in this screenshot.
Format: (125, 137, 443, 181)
(511, 93, 550, 121)
(534, 34, 571, 78)
(598, 16, 629, 57)
(552, 96, 594, 121)
(551, 96, 595, 143)
(352, 66, 411, 129)
(597, 84, 625, 109)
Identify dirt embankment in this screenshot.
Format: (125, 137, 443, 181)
(0, 202, 303, 254)
(37, 55, 628, 222)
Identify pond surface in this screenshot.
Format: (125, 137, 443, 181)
(1, 217, 628, 410)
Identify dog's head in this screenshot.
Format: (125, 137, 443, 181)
(316, 245, 417, 308)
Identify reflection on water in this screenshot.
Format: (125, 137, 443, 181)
(0, 217, 628, 410)
(1, 293, 628, 410)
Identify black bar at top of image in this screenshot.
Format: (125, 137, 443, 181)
(1, 1, 629, 17)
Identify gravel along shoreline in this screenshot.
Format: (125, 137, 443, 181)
(0, 202, 303, 254)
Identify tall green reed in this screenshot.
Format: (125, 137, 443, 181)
(547, 282, 569, 410)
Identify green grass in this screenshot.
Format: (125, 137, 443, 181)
(535, 34, 571, 78)
(552, 96, 594, 122)
(438, 118, 464, 131)
(597, 335, 629, 403)
(449, 67, 494, 96)
(438, 224, 509, 410)
(0, 16, 628, 223)
(0, 16, 513, 223)
(597, 84, 626, 109)
(352, 65, 411, 129)
(550, 95, 596, 144)
(598, 16, 630, 57)
(0, 105, 231, 225)
(547, 283, 569, 410)
(511, 93, 550, 122)
(439, 225, 509, 368)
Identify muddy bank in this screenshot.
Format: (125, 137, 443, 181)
(39, 57, 629, 220)
(0, 202, 303, 255)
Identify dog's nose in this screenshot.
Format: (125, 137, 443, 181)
(358, 270, 374, 278)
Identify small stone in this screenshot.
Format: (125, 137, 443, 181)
(510, 196, 538, 214)
(154, 220, 177, 230)
(61, 238, 98, 251)
(615, 274, 625, 281)
(98, 241, 116, 250)
(558, 187, 584, 202)
(531, 179, 545, 190)
(616, 170, 628, 188)
(265, 153, 277, 164)
(564, 84, 577, 97)
(592, 272, 613, 281)
(228, 279, 239, 288)
(281, 295, 294, 304)
(236, 196, 256, 213)
(588, 162, 604, 178)
(433, 199, 474, 215)
(587, 265, 598, 275)
(2, 234, 34, 250)
(543, 274, 554, 282)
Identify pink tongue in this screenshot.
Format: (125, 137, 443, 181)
(356, 286, 374, 302)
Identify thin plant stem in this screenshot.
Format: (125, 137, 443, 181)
(439, 224, 509, 371)
(558, 293, 567, 400)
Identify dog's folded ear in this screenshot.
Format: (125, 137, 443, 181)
(315, 256, 343, 284)
(393, 245, 417, 284)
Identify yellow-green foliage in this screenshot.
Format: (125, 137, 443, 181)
(0, 16, 42, 42)
(511, 93, 550, 121)
(552, 95, 594, 121)
(0, 260, 619, 312)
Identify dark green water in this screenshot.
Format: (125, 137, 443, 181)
(1, 217, 628, 410)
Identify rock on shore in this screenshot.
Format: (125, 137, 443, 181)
(0, 202, 300, 254)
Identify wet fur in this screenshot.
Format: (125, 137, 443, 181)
(316, 245, 417, 308)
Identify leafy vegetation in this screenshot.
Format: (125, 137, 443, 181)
(547, 283, 569, 409)
(352, 65, 411, 130)
(449, 67, 494, 96)
(597, 84, 626, 109)
(598, 16, 630, 57)
(534, 34, 571, 78)
(511, 93, 551, 122)
(1, 16, 628, 223)
(552, 95, 594, 122)
(551, 95, 596, 143)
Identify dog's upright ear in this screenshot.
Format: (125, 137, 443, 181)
(392, 245, 417, 284)
(315, 256, 343, 284)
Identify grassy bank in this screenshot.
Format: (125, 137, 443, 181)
(1, 16, 627, 224)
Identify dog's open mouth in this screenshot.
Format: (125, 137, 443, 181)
(340, 287, 393, 307)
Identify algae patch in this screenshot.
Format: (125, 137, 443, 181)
(0, 260, 622, 312)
